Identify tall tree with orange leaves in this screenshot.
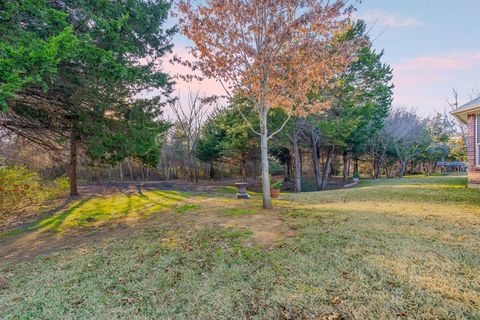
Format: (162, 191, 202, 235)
(178, 0, 359, 208)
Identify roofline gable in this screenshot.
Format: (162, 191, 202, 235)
(450, 97, 480, 124)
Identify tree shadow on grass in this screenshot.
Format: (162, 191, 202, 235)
(32, 197, 92, 232)
(137, 192, 181, 214)
(120, 193, 133, 216)
(149, 190, 188, 202)
(0, 197, 92, 238)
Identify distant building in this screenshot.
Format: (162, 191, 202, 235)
(451, 97, 480, 188)
(436, 161, 466, 172)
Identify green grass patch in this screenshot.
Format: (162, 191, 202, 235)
(175, 204, 201, 214)
(216, 186, 238, 194)
(1, 190, 189, 235)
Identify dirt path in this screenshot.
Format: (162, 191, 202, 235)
(0, 194, 291, 265)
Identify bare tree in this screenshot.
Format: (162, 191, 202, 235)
(170, 91, 210, 182)
(383, 108, 432, 177)
(446, 89, 467, 148)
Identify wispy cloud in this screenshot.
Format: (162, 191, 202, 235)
(392, 52, 480, 114)
(357, 11, 424, 28)
(395, 52, 480, 72)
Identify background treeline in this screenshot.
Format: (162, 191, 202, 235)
(0, 1, 467, 199)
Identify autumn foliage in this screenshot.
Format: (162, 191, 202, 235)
(177, 0, 360, 208)
(178, 0, 358, 115)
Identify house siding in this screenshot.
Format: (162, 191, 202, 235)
(467, 114, 480, 187)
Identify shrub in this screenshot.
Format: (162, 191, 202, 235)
(271, 180, 283, 190)
(0, 166, 69, 218)
(352, 172, 360, 179)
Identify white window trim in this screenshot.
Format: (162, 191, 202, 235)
(477, 114, 480, 166)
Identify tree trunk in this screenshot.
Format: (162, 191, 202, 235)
(94, 170, 101, 185)
(286, 157, 292, 181)
(260, 109, 272, 209)
(119, 162, 124, 182)
(194, 159, 199, 182)
(209, 163, 215, 180)
(353, 157, 359, 174)
(373, 157, 382, 179)
(240, 155, 247, 181)
(399, 160, 407, 177)
(320, 147, 335, 190)
(292, 140, 301, 193)
(342, 151, 348, 181)
(186, 154, 193, 182)
(69, 122, 79, 196)
(310, 135, 322, 190)
(127, 160, 134, 181)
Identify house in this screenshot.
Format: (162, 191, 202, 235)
(451, 97, 480, 188)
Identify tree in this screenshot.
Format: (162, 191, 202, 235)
(195, 112, 225, 180)
(196, 97, 259, 180)
(178, 0, 357, 208)
(170, 92, 209, 182)
(418, 113, 451, 174)
(303, 118, 323, 189)
(312, 105, 359, 189)
(273, 116, 305, 192)
(316, 21, 393, 180)
(383, 108, 432, 177)
(344, 46, 393, 178)
(1, 0, 175, 195)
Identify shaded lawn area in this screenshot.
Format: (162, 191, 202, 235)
(0, 190, 194, 236)
(0, 176, 479, 319)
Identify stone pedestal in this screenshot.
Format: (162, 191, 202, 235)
(234, 182, 250, 199)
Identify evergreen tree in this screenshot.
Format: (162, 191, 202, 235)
(307, 21, 393, 185)
(0, 0, 175, 195)
(196, 97, 258, 180)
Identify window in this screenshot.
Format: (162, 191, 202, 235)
(477, 114, 480, 166)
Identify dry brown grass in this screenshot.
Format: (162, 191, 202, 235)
(0, 176, 479, 319)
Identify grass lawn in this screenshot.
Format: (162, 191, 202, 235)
(0, 176, 479, 319)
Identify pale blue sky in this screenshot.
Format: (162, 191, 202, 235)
(355, 0, 480, 115)
(165, 1, 480, 116)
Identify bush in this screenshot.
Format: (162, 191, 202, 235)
(0, 166, 69, 218)
(271, 180, 283, 190)
(353, 172, 360, 179)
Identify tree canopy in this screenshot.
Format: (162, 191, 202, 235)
(1, 0, 175, 195)
(178, 0, 359, 208)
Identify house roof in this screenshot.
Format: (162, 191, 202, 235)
(450, 96, 480, 124)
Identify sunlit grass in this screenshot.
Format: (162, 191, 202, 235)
(175, 204, 201, 214)
(1, 190, 194, 235)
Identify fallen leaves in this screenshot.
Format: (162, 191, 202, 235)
(0, 276, 10, 289)
(121, 297, 144, 305)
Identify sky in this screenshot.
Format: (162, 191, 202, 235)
(355, 0, 480, 116)
(163, 0, 480, 117)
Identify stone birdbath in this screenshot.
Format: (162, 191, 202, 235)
(234, 182, 250, 199)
